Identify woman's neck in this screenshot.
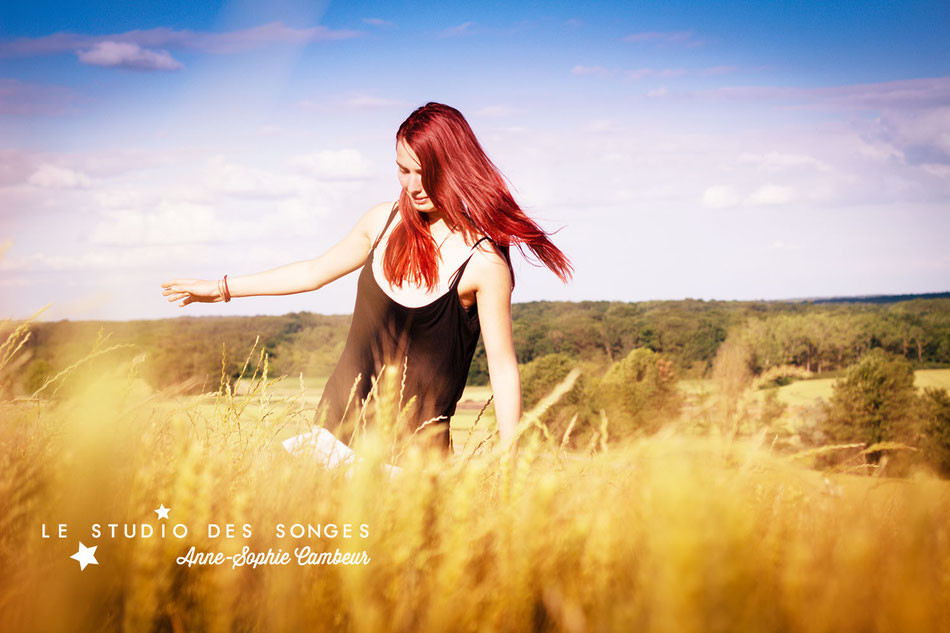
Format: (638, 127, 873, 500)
(424, 209, 456, 238)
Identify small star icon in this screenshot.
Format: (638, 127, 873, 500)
(70, 542, 98, 571)
(155, 504, 170, 520)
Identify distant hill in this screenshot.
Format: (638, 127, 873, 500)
(795, 291, 950, 305)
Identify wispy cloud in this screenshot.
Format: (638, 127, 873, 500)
(702, 185, 740, 209)
(474, 105, 521, 118)
(439, 21, 475, 38)
(343, 95, 407, 109)
(297, 93, 408, 111)
(737, 152, 832, 172)
(0, 22, 361, 59)
(623, 30, 703, 47)
(628, 68, 686, 80)
(698, 76, 950, 110)
(572, 65, 685, 80)
(362, 18, 394, 28)
(702, 65, 739, 76)
(77, 41, 183, 71)
(571, 65, 613, 77)
(28, 164, 93, 189)
(289, 149, 373, 181)
(0, 78, 78, 115)
(746, 183, 797, 206)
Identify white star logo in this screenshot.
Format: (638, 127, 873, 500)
(155, 504, 170, 520)
(70, 542, 98, 571)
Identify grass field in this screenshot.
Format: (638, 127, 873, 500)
(681, 368, 950, 406)
(213, 377, 497, 453)
(3, 359, 949, 633)
(3, 321, 950, 632)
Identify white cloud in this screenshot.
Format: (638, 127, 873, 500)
(1, 247, 172, 271)
(362, 18, 394, 27)
(875, 106, 950, 165)
(737, 152, 832, 172)
(91, 201, 218, 245)
(0, 148, 40, 185)
(474, 105, 520, 118)
(0, 275, 29, 287)
(571, 65, 612, 77)
(297, 94, 407, 111)
(204, 156, 298, 199)
(94, 187, 161, 210)
(77, 41, 183, 71)
(746, 184, 796, 206)
(702, 66, 738, 76)
(28, 164, 92, 189)
(0, 22, 361, 58)
(342, 95, 406, 109)
(582, 119, 615, 133)
(698, 76, 950, 111)
(921, 164, 950, 179)
(289, 149, 373, 181)
(0, 78, 77, 115)
(628, 68, 685, 80)
(88, 196, 324, 248)
(702, 185, 740, 209)
(439, 22, 475, 37)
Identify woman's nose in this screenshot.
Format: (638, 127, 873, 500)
(407, 175, 423, 193)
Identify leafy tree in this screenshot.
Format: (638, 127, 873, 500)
(24, 359, 53, 394)
(823, 349, 917, 463)
(521, 353, 577, 406)
(519, 353, 596, 445)
(918, 387, 950, 477)
(597, 348, 682, 437)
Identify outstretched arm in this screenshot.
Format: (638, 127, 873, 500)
(473, 248, 521, 456)
(162, 202, 393, 307)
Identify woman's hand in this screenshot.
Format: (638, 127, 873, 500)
(161, 279, 223, 307)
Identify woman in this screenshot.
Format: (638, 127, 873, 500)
(162, 102, 572, 457)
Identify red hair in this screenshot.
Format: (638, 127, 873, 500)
(384, 102, 573, 290)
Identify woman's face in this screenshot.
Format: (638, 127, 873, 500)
(396, 139, 435, 212)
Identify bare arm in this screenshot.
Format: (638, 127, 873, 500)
(162, 202, 393, 307)
(472, 248, 521, 456)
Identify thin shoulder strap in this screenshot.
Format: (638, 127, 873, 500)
(372, 203, 400, 251)
(448, 237, 493, 289)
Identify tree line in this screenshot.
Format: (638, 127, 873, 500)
(6, 298, 950, 398)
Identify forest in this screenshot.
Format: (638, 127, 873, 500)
(6, 296, 950, 394)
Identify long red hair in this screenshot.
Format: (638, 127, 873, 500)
(383, 102, 573, 290)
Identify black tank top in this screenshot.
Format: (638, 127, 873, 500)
(314, 204, 490, 453)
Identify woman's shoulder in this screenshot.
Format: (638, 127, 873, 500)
(467, 236, 512, 289)
(358, 201, 398, 241)
(368, 200, 397, 224)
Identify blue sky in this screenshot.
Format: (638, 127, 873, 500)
(1, 0, 949, 320)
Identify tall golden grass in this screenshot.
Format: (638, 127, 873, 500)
(1, 316, 949, 633)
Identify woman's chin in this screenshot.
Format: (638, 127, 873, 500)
(414, 201, 435, 212)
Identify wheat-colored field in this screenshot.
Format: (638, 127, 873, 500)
(2, 325, 949, 632)
(682, 369, 950, 406)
